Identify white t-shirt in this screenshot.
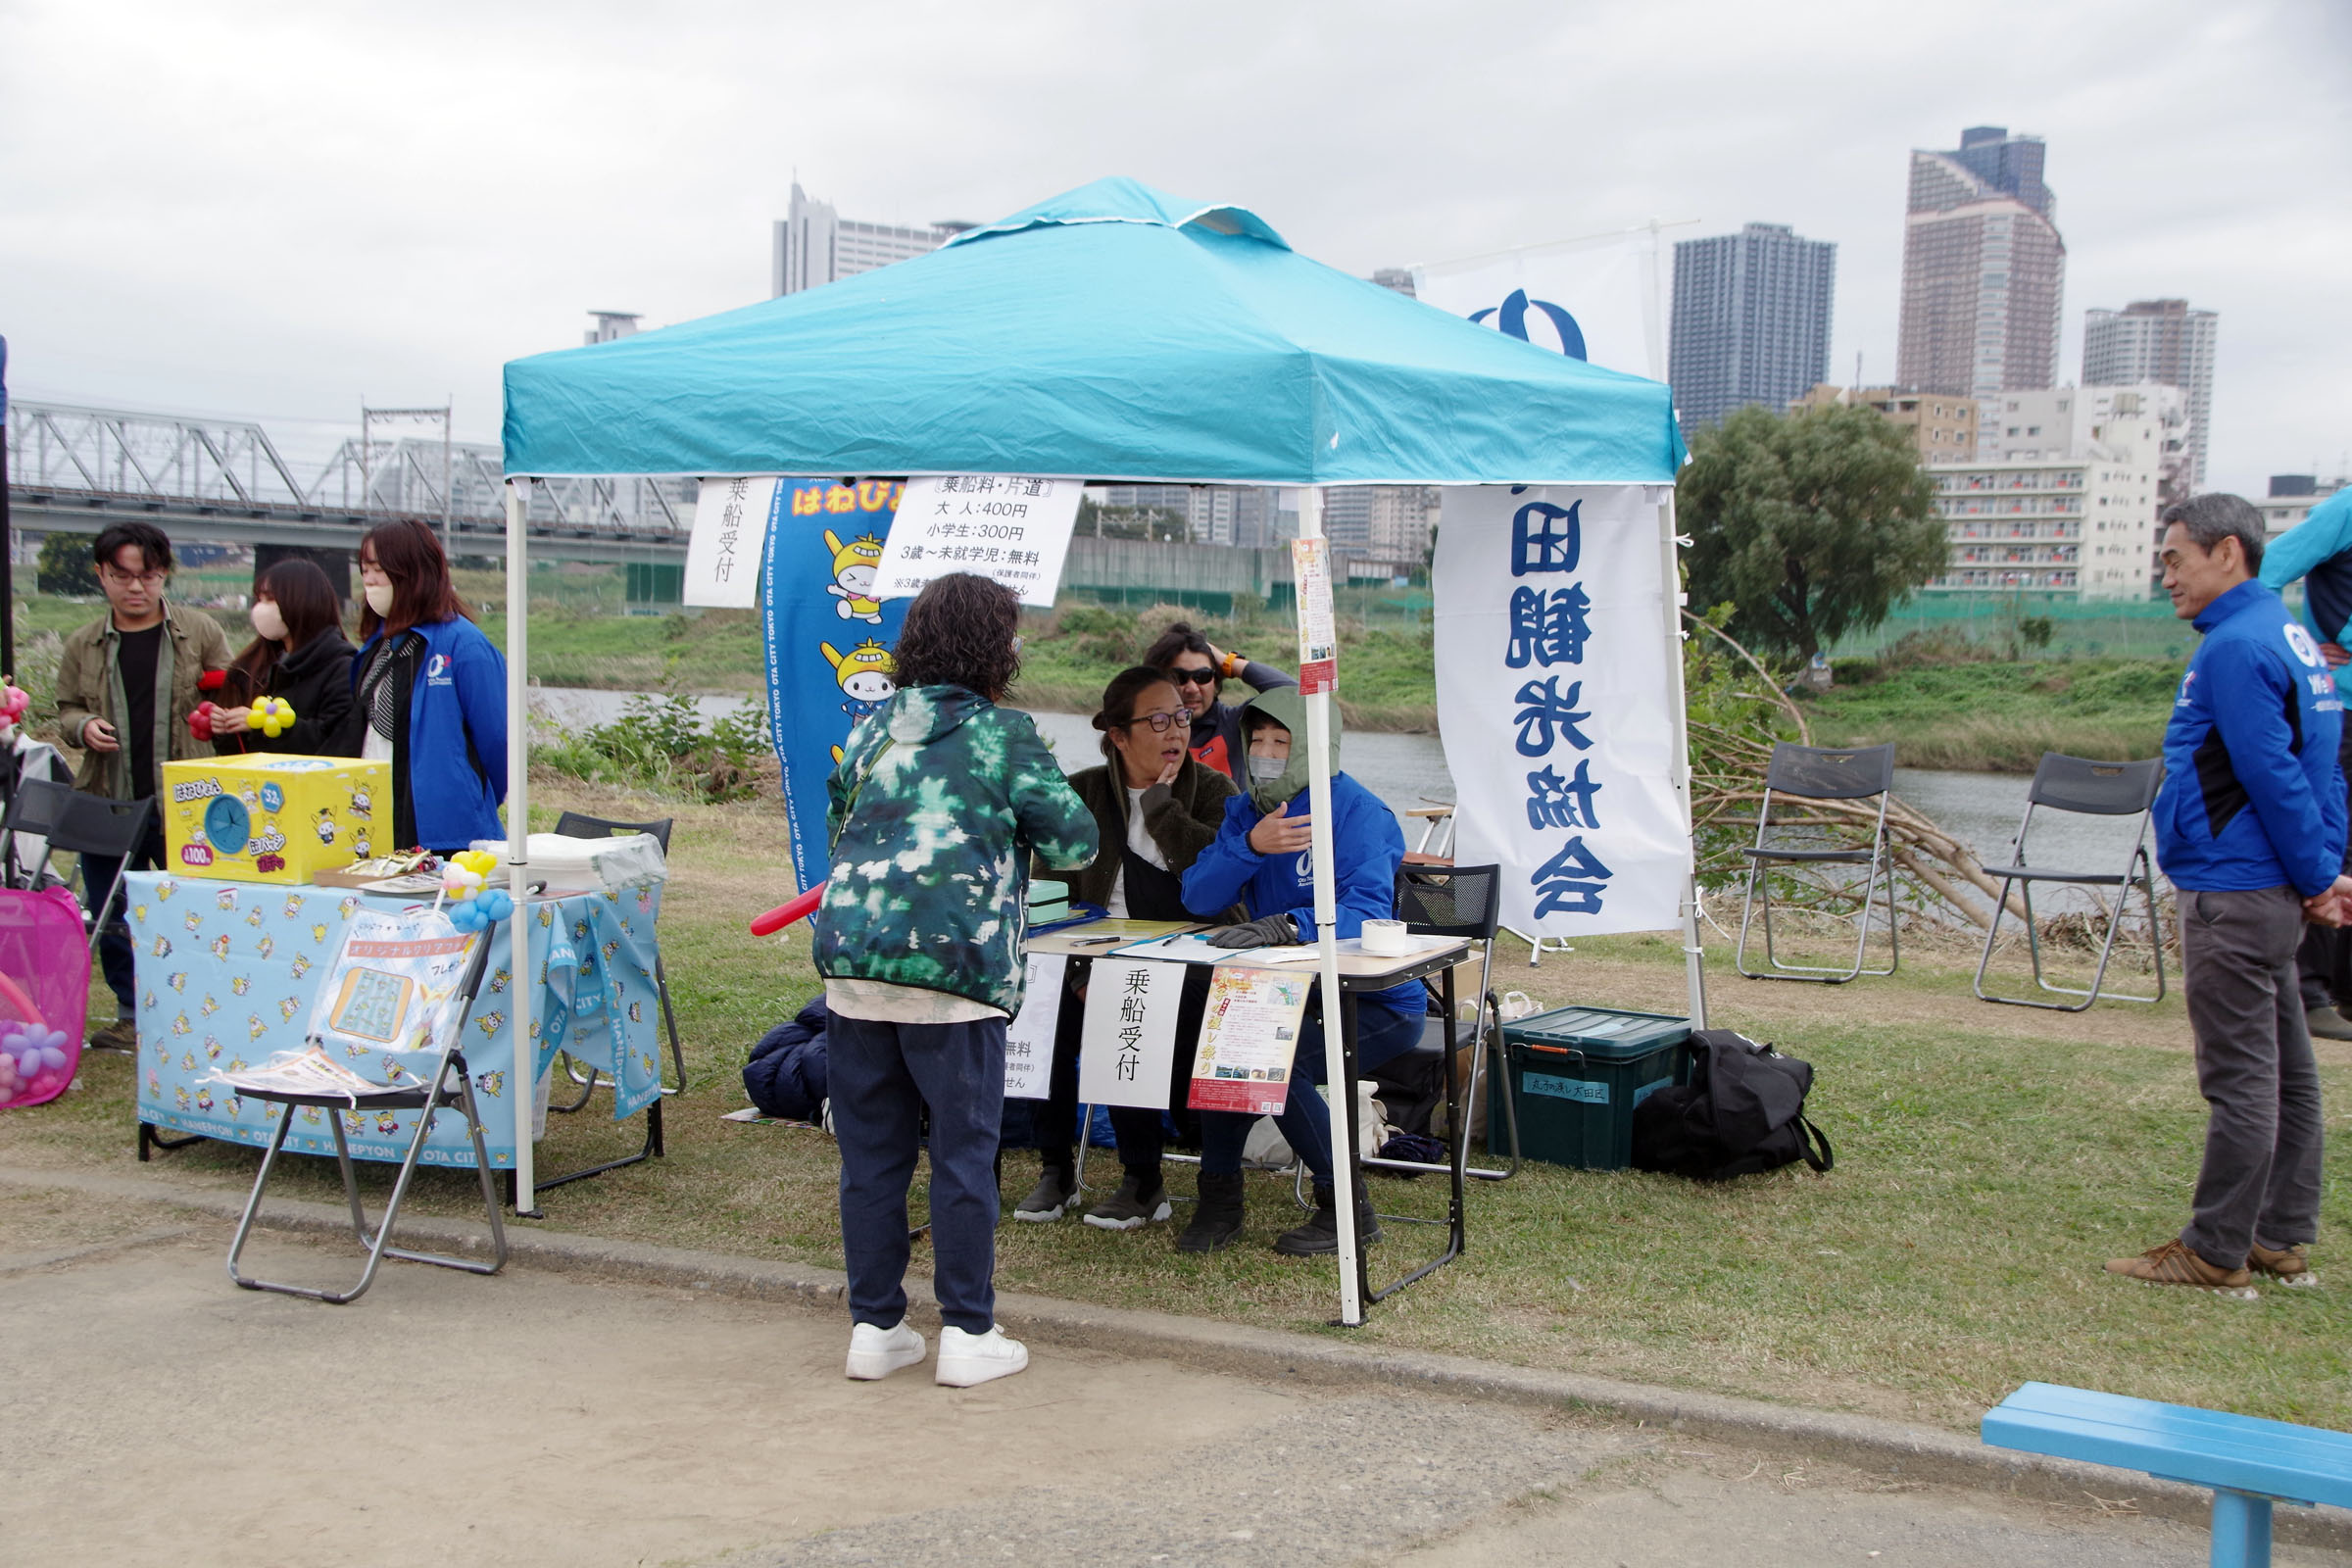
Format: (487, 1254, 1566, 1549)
(1103, 785, 1170, 918)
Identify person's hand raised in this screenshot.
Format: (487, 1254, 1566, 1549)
(1249, 808, 1312, 857)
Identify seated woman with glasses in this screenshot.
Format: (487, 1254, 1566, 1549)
(1013, 666, 1240, 1230)
(1143, 620, 1294, 784)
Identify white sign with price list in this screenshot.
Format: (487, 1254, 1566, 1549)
(1002, 952, 1066, 1100)
(877, 474, 1082, 608)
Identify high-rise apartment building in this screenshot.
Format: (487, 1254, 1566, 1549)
(2083, 300, 2218, 489)
(1788, 384, 1980, 465)
(1896, 127, 2066, 400)
(1669, 222, 1836, 436)
(771, 182, 956, 297)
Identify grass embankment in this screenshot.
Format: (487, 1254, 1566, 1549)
(5, 774, 2343, 1437)
(1804, 658, 2180, 772)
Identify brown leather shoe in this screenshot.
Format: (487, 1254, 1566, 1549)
(86, 1017, 137, 1054)
(2104, 1239, 2251, 1290)
(2249, 1242, 2314, 1285)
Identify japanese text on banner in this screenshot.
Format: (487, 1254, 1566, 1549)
(1431, 486, 1687, 937)
(876, 475, 1081, 608)
(1187, 965, 1310, 1116)
(686, 476, 776, 609)
(1003, 953, 1066, 1100)
(1291, 536, 1338, 695)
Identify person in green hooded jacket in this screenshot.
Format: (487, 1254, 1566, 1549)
(1175, 687, 1418, 1256)
(812, 572, 1098, 1390)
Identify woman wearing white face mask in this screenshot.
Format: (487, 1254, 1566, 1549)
(211, 559, 358, 756)
(340, 519, 508, 854)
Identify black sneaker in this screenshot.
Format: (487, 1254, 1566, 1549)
(1012, 1168, 1075, 1222)
(1273, 1180, 1383, 1255)
(1082, 1172, 1172, 1231)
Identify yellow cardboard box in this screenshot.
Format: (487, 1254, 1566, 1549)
(160, 756, 393, 883)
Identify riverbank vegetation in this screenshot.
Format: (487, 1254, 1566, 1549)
(1802, 650, 2178, 772)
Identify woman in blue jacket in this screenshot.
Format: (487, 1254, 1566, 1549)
(1178, 686, 1418, 1256)
(344, 519, 507, 853)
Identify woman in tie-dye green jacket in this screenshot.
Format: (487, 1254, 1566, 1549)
(812, 579, 1098, 1018)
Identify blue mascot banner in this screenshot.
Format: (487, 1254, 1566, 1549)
(760, 477, 909, 894)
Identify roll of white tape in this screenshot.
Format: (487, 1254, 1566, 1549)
(1361, 918, 1410, 956)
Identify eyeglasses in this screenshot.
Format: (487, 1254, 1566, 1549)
(1122, 709, 1193, 734)
(1168, 666, 1218, 686)
(102, 567, 168, 586)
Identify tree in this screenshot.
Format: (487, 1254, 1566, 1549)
(1680, 403, 1946, 661)
(34, 532, 100, 597)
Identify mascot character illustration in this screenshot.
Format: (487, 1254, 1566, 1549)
(823, 530, 885, 623)
(820, 639, 897, 722)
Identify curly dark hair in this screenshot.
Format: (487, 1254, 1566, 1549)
(890, 573, 1022, 700)
(1090, 665, 1180, 761)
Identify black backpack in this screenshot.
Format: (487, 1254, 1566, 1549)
(1631, 1028, 1833, 1180)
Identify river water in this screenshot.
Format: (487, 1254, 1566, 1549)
(534, 686, 2139, 878)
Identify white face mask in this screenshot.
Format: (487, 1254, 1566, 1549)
(1248, 754, 1289, 782)
(364, 582, 395, 617)
(249, 601, 287, 642)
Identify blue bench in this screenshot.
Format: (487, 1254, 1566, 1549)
(1984, 1382, 2352, 1567)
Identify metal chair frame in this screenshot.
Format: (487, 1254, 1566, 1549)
(0, 779, 156, 965)
(225, 935, 509, 1303)
(1736, 742, 1900, 985)
(1973, 754, 2167, 1011)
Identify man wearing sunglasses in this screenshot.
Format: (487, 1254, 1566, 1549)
(54, 521, 234, 1051)
(1142, 620, 1295, 784)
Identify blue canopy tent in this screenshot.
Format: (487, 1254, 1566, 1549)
(498, 179, 1697, 1303)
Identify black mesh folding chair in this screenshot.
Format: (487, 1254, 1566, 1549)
(1736, 742, 1899, 984)
(0, 779, 156, 964)
(224, 928, 508, 1304)
(548, 811, 685, 1103)
(1385, 863, 1519, 1182)
(1973, 754, 2166, 1011)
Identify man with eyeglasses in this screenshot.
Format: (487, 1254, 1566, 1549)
(1142, 620, 1295, 784)
(54, 521, 234, 1050)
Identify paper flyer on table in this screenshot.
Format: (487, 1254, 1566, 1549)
(1188, 966, 1311, 1115)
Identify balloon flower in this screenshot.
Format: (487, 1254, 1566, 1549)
(442, 850, 514, 932)
(0, 1022, 72, 1102)
(187, 702, 222, 742)
(0, 682, 28, 728)
(254, 697, 297, 738)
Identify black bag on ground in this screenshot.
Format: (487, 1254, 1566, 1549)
(1631, 1028, 1833, 1180)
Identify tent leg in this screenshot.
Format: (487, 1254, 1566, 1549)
(505, 477, 539, 1216)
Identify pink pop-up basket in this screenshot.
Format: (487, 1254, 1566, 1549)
(0, 886, 93, 1110)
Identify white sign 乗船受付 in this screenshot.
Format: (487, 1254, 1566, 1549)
(1075, 958, 1184, 1110)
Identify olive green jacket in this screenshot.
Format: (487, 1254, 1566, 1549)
(53, 603, 235, 799)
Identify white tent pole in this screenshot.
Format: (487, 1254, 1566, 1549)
(1298, 486, 1362, 1326)
(505, 477, 538, 1213)
(1656, 489, 1708, 1031)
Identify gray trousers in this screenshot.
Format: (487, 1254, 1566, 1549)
(2179, 885, 2326, 1268)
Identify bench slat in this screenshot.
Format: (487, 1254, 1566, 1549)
(1984, 1383, 2352, 1508)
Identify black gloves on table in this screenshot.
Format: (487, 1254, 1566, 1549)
(1205, 913, 1299, 949)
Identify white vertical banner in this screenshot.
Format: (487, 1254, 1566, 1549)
(876, 474, 1082, 607)
(1075, 957, 1184, 1109)
(1432, 485, 1688, 937)
(1003, 952, 1066, 1101)
(1412, 225, 1678, 383)
(684, 476, 777, 608)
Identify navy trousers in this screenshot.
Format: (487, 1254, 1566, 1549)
(1198, 1000, 1422, 1181)
(826, 1011, 1007, 1336)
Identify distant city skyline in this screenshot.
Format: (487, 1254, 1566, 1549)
(2083, 299, 2218, 488)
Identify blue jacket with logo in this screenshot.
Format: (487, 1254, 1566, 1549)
(1180, 770, 1423, 1015)
(2154, 578, 2346, 896)
(352, 615, 508, 852)
(2256, 488, 2352, 700)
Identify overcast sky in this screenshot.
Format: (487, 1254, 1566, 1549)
(4, 0, 2345, 494)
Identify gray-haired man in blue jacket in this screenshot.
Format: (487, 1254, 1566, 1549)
(2111, 494, 2352, 1293)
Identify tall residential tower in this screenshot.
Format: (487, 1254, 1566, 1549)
(772, 182, 956, 297)
(2083, 299, 2219, 488)
(1668, 222, 1837, 436)
(1896, 126, 2066, 400)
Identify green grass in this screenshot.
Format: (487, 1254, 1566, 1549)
(5, 776, 2345, 1436)
(1804, 657, 2178, 771)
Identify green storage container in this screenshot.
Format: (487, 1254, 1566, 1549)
(1489, 1005, 1691, 1171)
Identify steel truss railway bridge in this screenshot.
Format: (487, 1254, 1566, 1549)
(5, 402, 691, 566)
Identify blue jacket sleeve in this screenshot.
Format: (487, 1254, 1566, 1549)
(2206, 639, 2340, 897)
(1239, 659, 1296, 694)
(454, 627, 508, 805)
(1288, 786, 1404, 941)
(1181, 796, 1268, 917)
(2260, 492, 2352, 639)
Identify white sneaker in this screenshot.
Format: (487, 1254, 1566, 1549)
(844, 1319, 926, 1381)
(934, 1324, 1028, 1387)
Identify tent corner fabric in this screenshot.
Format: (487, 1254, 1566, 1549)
(502, 176, 1685, 486)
